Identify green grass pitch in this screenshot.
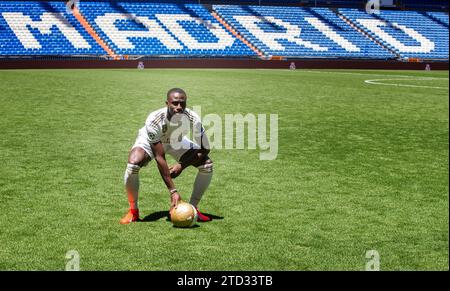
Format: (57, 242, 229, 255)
(0, 68, 448, 270)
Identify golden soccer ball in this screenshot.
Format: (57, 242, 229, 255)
(169, 201, 198, 228)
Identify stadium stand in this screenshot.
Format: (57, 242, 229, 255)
(185, 1, 449, 11)
(426, 11, 449, 27)
(80, 1, 256, 57)
(213, 5, 395, 59)
(0, 0, 448, 62)
(399, 0, 449, 12)
(0, 1, 105, 56)
(339, 8, 449, 60)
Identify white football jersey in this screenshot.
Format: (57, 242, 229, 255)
(141, 107, 205, 145)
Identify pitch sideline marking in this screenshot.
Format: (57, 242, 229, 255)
(364, 78, 449, 90)
(298, 70, 449, 79)
(260, 69, 449, 80)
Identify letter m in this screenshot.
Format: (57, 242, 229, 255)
(225, 114, 257, 150)
(2, 12, 90, 49)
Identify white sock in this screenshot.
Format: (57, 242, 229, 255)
(190, 162, 213, 207)
(124, 163, 140, 210)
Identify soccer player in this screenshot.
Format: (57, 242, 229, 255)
(120, 88, 213, 224)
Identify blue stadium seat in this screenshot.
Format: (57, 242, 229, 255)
(79, 1, 255, 57)
(213, 5, 395, 59)
(0, 0, 448, 60)
(339, 8, 449, 60)
(0, 1, 105, 56)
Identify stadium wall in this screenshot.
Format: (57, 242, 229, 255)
(0, 59, 448, 70)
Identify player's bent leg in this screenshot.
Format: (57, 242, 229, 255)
(173, 146, 213, 222)
(120, 147, 151, 224)
(190, 158, 213, 222)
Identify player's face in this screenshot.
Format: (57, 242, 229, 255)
(166, 92, 187, 116)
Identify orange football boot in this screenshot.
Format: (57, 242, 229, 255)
(120, 208, 140, 224)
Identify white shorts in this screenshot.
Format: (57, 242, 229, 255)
(132, 128, 200, 162)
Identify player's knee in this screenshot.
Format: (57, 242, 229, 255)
(128, 157, 143, 167)
(126, 163, 141, 174)
(198, 159, 213, 173)
(128, 148, 149, 167)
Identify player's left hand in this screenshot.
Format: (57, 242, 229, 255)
(169, 163, 183, 178)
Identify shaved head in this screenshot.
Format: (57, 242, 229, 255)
(167, 88, 187, 100)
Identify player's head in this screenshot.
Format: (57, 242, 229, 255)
(166, 88, 187, 116)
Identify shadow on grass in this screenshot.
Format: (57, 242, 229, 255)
(141, 211, 224, 223)
(141, 211, 170, 222)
